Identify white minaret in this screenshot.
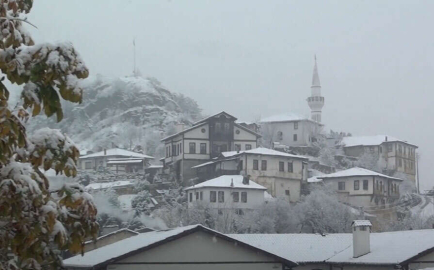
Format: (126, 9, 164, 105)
(307, 55, 325, 123)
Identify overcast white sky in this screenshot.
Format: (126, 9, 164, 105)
(25, 0, 434, 190)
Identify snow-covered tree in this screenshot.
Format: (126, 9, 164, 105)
(294, 186, 355, 233)
(131, 190, 154, 215)
(0, 1, 98, 269)
(355, 152, 381, 172)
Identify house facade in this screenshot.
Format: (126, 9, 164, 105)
(193, 147, 308, 203)
(260, 113, 323, 148)
(316, 167, 402, 210)
(63, 225, 295, 270)
(185, 175, 266, 213)
(341, 135, 418, 183)
(78, 148, 154, 172)
(161, 112, 261, 184)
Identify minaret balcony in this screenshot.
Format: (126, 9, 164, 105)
(307, 96, 324, 103)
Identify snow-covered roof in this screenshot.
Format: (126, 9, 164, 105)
(64, 224, 296, 268)
(352, 220, 372, 227)
(260, 113, 318, 124)
(184, 175, 267, 191)
(230, 229, 434, 265)
(341, 135, 417, 148)
(84, 228, 138, 245)
(80, 148, 154, 159)
(327, 229, 434, 265)
(317, 167, 403, 181)
(85, 181, 133, 191)
(107, 159, 143, 164)
(147, 165, 163, 169)
(229, 233, 352, 263)
(222, 147, 307, 160)
(192, 111, 237, 126)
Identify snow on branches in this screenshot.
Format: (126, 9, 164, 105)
(0, 1, 97, 269)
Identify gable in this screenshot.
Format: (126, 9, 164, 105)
(115, 231, 284, 266)
(234, 125, 258, 141)
(184, 124, 209, 139)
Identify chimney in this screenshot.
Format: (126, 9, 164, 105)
(242, 175, 250, 185)
(385, 136, 388, 142)
(352, 220, 372, 258)
(230, 179, 234, 187)
(176, 123, 185, 133)
(104, 149, 107, 156)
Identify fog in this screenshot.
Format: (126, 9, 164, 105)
(26, 0, 433, 190)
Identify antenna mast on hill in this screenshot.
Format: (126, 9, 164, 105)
(133, 38, 136, 77)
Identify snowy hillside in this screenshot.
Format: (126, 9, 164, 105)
(26, 75, 202, 160)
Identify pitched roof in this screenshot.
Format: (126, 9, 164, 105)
(341, 135, 418, 148)
(221, 147, 307, 160)
(260, 112, 311, 123)
(184, 175, 266, 191)
(352, 220, 372, 227)
(230, 229, 434, 266)
(160, 121, 207, 141)
(79, 148, 153, 159)
(229, 233, 352, 263)
(63, 225, 297, 268)
(85, 181, 133, 191)
(192, 111, 237, 126)
(317, 167, 403, 181)
(327, 229, 434, 265)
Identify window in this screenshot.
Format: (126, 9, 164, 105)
(363, 180, 369, 190)
(380, 181, 383, 192)
(235, 129, 240, 134)
(379, 147, 382, 153)
(404, 147, 407, 156)
(293, 134, 298, 141)
(261, 160, 267, 171)
(233, 192, 239, 202)
(338, 182, 345, 191)
(172, 144, 176, 156)
(285, 190, 290, 196)
(369, 147, 374, 153)
(354, 180, 360, 190)
(166, 146, 169, 157)
(218, 209, 223, 215)
(238, 161, 243, 171)
(85, 161, 92, 169)
(235, 144, 241, 151)
(195, 192, 199, 200)
(200, 143, 206, 154)
(277, 131, 283, 141)
(218, 191, 224, 203)
(387, 144, 393, 152)
(200, 191, 203, 200)
(398, 158, 402, 167)
(189, 192, 192, 202)
(215, 123, 221, 132)
(288, 162, 293, 173)
(404, 160, 407, 170)
(245, 144, 252, 150)
(294, 122, 298, 130)
(241, 192, 247, 203)
(189, 142, 196, 154)
(279, 161, 284, 172)
(253, 159, 259, 170)
(224, 123, 230, 131)
(180, 143, 182, 153)
(235, 209, 244, 215)
(376, 181, 379, 190)
(210, 191, 216, 202)
(201, 128, 206, 133)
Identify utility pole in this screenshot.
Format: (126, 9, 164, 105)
(133, 38, 136, 76)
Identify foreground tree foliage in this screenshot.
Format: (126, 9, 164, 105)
(0, 1, 98, 269)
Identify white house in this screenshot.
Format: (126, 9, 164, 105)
(63, 224, 295, 270)
(161, 112, 261, 184)
(193, 147, 308, 203)
(314, 167, 402, 210)
(78, 148, 154, 173)
(341, 135, 418, 184)
(260, 113, 323, 148)
(184, 175, 266, 213)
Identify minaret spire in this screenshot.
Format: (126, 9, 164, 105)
(307, 54, 325, 123)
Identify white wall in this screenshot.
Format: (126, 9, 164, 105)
(187, 187, 265, 210)
(261, 120, 322, 147)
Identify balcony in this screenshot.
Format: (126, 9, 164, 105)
(307, 96, 324, 103)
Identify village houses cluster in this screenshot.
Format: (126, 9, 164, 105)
(69, 57, 426, 270)
(77, 57, 419, 222)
